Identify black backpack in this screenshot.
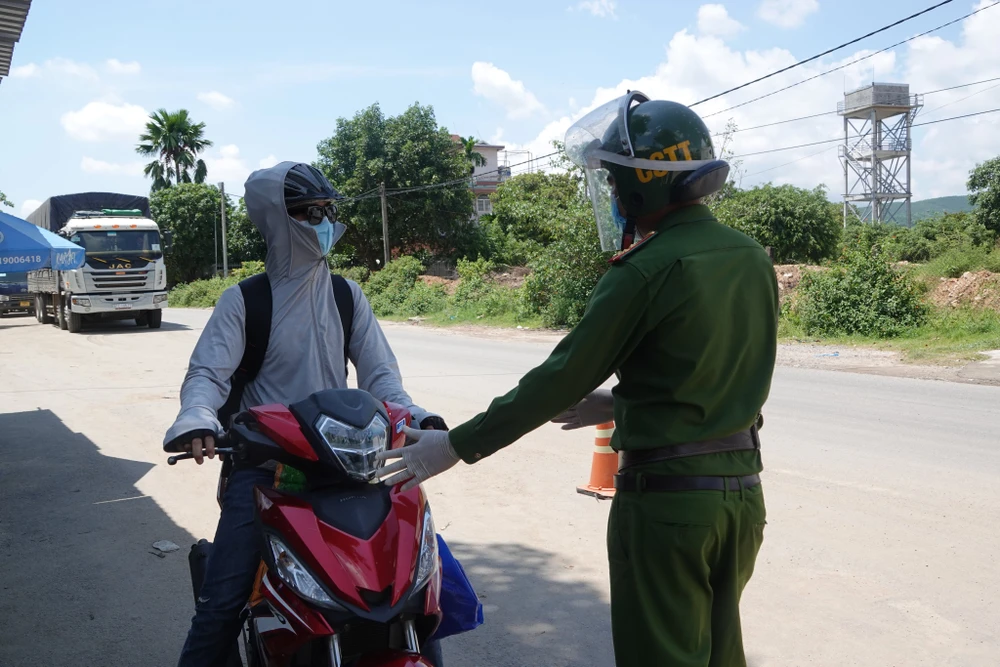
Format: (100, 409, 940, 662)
(217, 272, 355, 427)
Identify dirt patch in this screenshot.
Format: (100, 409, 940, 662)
(491, 266, 531, 289)
(418, 275, 459, 295)
(773, 264, 823, 305)
(418, 266, 531, 293)
(930, 271, 1000, 311)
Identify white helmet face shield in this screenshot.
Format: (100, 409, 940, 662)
(564, 92, 717, 251)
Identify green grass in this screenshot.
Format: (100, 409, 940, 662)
(779, 307, 1000, 364)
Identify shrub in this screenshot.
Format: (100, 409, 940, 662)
(521, 219, 610, 327)
(401, 281, 448, 315)
(713, 184, 841, 263)
(363, 256, 425, 317)
(336, 265, 371, 285)
(231, 261, 266, 280)
(168, 276, 239, 308)
(793, 244, 926, 338)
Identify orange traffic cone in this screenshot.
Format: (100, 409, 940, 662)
(577, 421, 617, 500)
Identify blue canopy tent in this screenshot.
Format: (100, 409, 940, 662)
(0, 209, 85, 271)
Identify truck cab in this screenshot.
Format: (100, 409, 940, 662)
(29, 209, 169, 331)
(0, 271, 34, 317)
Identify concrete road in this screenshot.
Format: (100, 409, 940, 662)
(1, 309, 998, 666)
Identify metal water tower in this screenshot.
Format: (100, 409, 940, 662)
(839, 83, 922, 226)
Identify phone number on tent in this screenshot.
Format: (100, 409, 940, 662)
(1, 255, 43, 265)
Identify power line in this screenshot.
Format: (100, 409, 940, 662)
(924, 75, 1000, 95)
(701, 1, 999, 119)
(690, 0, 956, 108)
(710, 74, 1000, 138)
(731, 106, 1000, 159)
(921, 80, 1000, 118)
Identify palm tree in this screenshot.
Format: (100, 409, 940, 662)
(136, 109, 213, 191)
(462, 136, 486, 174)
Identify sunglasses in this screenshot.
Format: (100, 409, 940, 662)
(301, 203, 339, 226)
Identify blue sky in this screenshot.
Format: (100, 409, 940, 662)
(2, 0, 998, 217)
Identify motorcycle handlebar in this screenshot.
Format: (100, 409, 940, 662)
(166, 446, 237, 465)
(166, 432, 235, 465)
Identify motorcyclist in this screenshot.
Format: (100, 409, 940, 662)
(379, 93, 779, 667)
(164, 162, 446, 666)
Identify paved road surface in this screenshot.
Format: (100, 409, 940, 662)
(1, 309, 998, 666)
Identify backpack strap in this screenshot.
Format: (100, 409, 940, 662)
(330, 273, 355, 377)
(218, 273, 272, 428)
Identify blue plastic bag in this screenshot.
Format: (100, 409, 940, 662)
(430, 534, 484, 639)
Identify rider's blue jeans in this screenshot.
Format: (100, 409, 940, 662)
(177, 467, 444, 666)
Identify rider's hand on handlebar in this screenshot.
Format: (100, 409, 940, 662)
(167, 428, 217, 464)
(186, 434, 216, 465)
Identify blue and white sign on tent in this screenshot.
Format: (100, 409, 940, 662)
(0, 210, 85, 271)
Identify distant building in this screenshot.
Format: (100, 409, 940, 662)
(452, 136, 510, 219)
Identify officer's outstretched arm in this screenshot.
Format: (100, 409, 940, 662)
(448, 263, 651, 463)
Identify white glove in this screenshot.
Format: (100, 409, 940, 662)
(551, 389, 615, 431)
(376, 426, 460, 491)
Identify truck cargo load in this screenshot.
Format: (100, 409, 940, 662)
(26, 192, 151, 233)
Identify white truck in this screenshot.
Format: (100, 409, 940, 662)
(26, 193, 169, 333)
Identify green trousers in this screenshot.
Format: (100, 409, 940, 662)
(607, 480, 766, 667)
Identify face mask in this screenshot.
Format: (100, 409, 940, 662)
(313, 217, 335, 256)
(611, 199, 628, 232)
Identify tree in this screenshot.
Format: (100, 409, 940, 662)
(315, 103, 474, 270)
(0, 190, 12, 208)
(226, 199, 267, 264)
(968, 156, 1000, 233)
(136, 109, 213, 192)
(461, 136, 486, 172)
(712, 184, 841, 263)
(484, 171, 591, 264)
(150, 183, 231, 284)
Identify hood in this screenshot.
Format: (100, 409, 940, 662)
(244, 161, 346, 279)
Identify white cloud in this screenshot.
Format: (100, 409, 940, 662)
(698, 4, 746, 38)
(20, 200, 41, 218)
(61, 101, 149, 142)
(471, 62, 546, 119)
(573, 0, 617, 19)
(507, 19, 1000, 200)
(80, 157, 145, 176)
(206, 145, 252, 186)
(105, 59, 141, 75)
(198, 91, 236, 110)
(258, 155, 279, 169)
(758, 0, 819, 28)
(10, 63, 39, 78)
(11, 58, 98, 81)
(44, 58, 99, 81)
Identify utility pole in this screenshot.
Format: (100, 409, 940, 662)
(379, 181, 390, 267)
(219, 182, 229, 276)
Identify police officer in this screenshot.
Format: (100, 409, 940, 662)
(379, 92, 779, 667)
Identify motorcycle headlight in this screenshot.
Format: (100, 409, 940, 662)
(413, 505, 439, 591)
(267, 535, 345, 610)
(314, 414, 389, 482)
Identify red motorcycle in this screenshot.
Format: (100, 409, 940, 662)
(169, 388, 443, 667)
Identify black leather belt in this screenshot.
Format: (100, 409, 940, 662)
(614, 472, 761, 493)
(618, 425, 760, 471)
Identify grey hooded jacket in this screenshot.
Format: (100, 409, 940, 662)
(163, 161, 432, 446)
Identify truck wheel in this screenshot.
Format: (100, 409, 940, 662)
(38, 295, 53, 324)
(147, 309, 163, 329)
(135, 312, 147, 326)
(67, 310, 83, 333)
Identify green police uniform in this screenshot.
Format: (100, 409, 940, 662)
(449, 203, 778, 666)
(446, 91, 778, 666)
